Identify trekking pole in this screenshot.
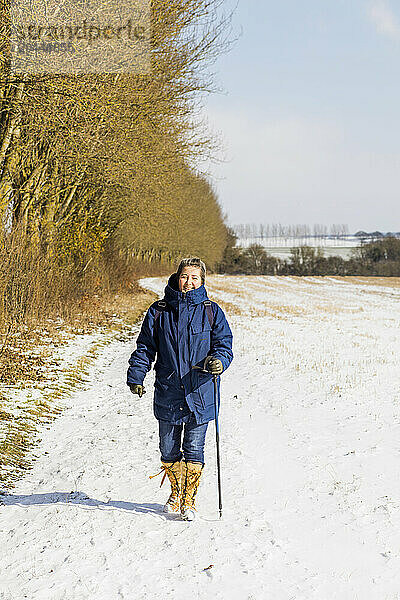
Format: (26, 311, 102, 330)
(213, 374, 223, 519)
(193, 366, 223, 518)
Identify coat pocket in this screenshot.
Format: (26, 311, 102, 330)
(190, 320, 212, 335)
(190, 322, 212, 361)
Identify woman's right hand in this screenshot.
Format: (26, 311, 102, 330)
(129, 384, 146, 397)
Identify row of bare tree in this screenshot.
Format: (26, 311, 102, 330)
(0, 0, 233, 327)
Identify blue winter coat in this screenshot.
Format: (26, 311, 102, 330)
(127, 273, 233, 425)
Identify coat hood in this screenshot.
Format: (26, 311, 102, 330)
(163, 273, 208, 307)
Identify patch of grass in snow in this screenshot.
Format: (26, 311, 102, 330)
(313, 303, 364, 315)
(253, 303, 307, 319)
(211, 299, 244, 316)
(0, 286, 157, 491)
(0, 344, 59, 385)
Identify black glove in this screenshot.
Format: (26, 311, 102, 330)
(129, 384, 145, 397)
(204, 356, 223, 375)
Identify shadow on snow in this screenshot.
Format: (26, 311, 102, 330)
(0, 491, 180, 518)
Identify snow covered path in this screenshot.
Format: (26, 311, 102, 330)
(2, 275, 400, 599)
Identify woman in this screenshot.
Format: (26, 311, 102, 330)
(127, 257, 233, 520)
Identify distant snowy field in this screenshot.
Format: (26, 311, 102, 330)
(2, 275, 400, 599)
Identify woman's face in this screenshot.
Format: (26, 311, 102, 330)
(178, 266, 202, 293)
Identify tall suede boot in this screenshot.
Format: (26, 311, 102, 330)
(161, 460, 182, 513)
(180, 461, 204, 521)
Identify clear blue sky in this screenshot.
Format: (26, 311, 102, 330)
(203, 0, 400, 232)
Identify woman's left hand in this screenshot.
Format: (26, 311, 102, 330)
(204, 356, 223, 375)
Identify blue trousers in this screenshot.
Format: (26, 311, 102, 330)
(159, 413, 209, 464)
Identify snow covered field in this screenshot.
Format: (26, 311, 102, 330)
(2, 275, 400, 599)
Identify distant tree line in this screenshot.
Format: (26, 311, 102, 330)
(218, 232, 400, 276)
(233, 223, 350, 240)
